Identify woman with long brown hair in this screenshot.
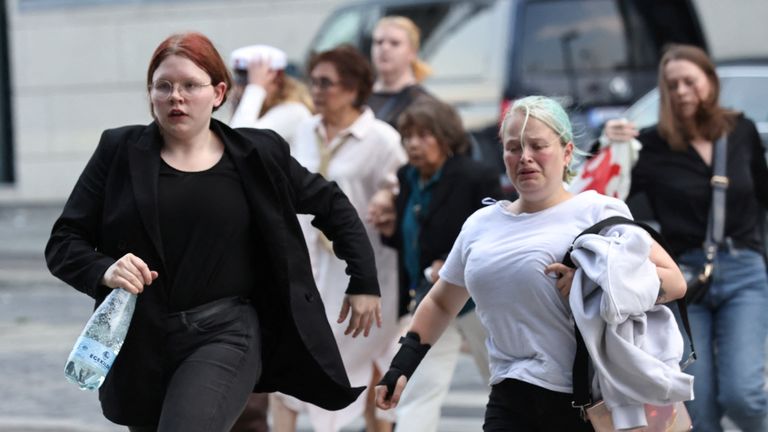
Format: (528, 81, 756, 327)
(604, 44, 768, 431)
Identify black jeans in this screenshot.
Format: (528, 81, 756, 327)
(128, 296, 262, 432)
(484, 378, 594, 432)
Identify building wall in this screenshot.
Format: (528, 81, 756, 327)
(0, 0, 344, 202)
(1, 0, 766, 203)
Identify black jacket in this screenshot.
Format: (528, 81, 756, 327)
(629, 115, 768, 256)
(382, 156, 501, 316)
(45, 119, 378, 425)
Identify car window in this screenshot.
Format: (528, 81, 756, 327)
(627, 73, 768, 129)
(417, 2, 496, 79)
(721, 76, 768, 124)
(382, 3, 453, 48)
(624, 88, 660, 129)
(313, 7, 366, 53)
(520, 0, 626, 74)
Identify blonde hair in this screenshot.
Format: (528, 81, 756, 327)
(375, 16, 432, 82)
(262, 73, 314, 116)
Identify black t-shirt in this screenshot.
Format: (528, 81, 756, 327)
(158, 150, 259, 311)
(368, 84, 436, 128)
(629, 115, 768, 256)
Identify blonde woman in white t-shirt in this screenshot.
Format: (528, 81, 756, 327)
(375, 96, 688, 431)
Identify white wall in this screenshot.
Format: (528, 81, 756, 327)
(0, 0, 344, 202)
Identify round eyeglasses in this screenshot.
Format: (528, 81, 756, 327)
(149, 80, 212, 100)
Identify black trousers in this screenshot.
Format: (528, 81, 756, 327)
(128, 296, 262, 432)
(483, 378, 594, 432)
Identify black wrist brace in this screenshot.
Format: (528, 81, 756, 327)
(378, 331, 431, 400)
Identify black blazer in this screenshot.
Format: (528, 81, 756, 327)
(383, 156, 502, 316)
(45, 119, 379, 425)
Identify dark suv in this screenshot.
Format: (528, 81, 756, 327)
(306, 0, 707, 186)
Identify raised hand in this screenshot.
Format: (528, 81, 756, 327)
(604, 118, 639, 143)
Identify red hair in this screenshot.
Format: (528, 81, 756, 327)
(146, 32, 232, 111)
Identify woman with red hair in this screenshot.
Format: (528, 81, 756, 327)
(45, 32, 381, 432)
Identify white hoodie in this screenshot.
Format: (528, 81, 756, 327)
(569, 224, 694, 430)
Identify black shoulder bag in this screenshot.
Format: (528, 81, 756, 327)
(680, 135, 728, 303)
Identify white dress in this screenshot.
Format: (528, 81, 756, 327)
(276, 107, 407, 431)
(229, 84, 312, 145)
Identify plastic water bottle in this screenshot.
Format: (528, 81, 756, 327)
(64, 288, 136, 390)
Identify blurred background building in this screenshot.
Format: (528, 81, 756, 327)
(0, 0, 765, 203)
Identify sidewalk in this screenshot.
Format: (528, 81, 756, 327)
(0, 203, 485, 432)
(0, 203, 124, 432)
(0, 203, 748, 431)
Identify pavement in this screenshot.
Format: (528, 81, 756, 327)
(0, 203, 749, 431)
(0, 203, 486, 431)
(0, 203, 124, 431)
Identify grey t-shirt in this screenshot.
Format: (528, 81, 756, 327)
(440, 190, 631, 392)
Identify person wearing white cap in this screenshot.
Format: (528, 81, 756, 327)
(229, 44, 315, 432)
(229, 44, 313, 146)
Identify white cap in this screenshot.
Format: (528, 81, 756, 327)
(230, 45, 287, 71)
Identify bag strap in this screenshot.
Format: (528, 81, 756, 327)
(703, 134, 729, 267)
(565, 216, 697, 411)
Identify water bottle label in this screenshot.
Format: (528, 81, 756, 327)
(72, 337, 116, 374)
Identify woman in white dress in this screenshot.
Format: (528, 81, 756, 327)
(270, 45, 407, 432)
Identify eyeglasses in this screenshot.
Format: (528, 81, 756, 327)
(402, 131, 435, 146)
(149, 80, 212, 100)
(309, 77, 341, 90)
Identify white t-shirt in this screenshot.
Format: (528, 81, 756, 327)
(439, 190, 631, 393)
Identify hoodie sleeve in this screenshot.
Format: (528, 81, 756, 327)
(569, 224, 694, 430)
(571, 226, 658, 324)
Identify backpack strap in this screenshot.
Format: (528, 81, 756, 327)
(566, 216, 696, 411)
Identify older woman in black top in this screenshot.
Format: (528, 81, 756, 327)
(604, 44, 768, 432)
(45, 32, 380, 432)
(368, 99, 501, 431)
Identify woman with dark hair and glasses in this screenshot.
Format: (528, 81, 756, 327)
(269, 45, 407, 432)
(367, 98, 501, 431)
(45, 32, 380, 432)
